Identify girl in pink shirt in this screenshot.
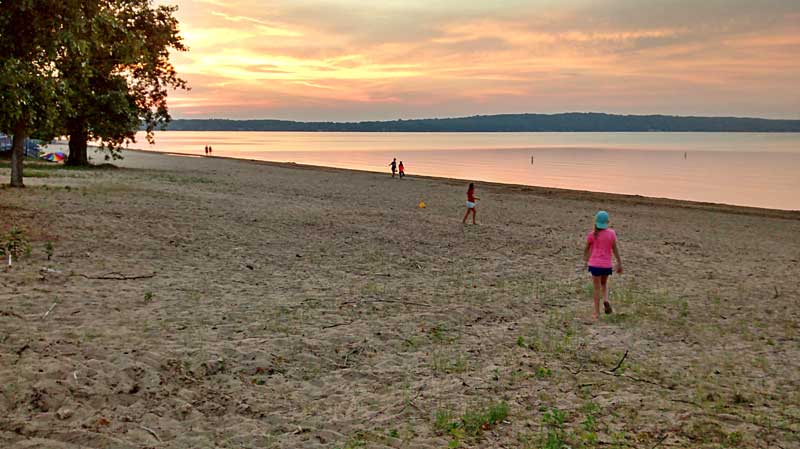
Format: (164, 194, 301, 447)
(583, 210, 623, 320)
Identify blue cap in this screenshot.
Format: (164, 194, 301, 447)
(595, 210, 609, 229)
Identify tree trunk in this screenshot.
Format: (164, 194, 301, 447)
(10, 119, 26, 188)
(66, 122, 89, 166)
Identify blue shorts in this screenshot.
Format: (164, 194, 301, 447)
(588, 266, 613, 277)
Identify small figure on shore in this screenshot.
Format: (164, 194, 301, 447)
(208, 146, 213, 155)
(204, 145, 209, 156)
(398, 161, 405, 178)
(583, 210, 623, 321)
(389, 158, 397, 177)
(462, 182, 479, 224)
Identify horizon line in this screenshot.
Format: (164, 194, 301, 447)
(170, 112, 800, 123)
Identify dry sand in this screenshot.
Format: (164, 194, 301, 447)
(1, 149, 799, 448)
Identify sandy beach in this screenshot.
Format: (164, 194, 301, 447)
(1, 149, 799, 448)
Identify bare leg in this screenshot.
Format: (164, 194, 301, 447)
(462, 208, 470, 223)
(471, 208, 477, 225)
(601, 275, 612, 314)
(592, 276, 602, 320)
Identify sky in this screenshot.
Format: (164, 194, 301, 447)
(161, 0, 800, 121)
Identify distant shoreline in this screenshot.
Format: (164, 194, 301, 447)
(159, 112, 800, 132)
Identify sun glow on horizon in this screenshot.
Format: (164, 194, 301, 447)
(162, 0, 800, 121)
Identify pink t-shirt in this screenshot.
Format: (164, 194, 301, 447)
(587, 229, 617, 268)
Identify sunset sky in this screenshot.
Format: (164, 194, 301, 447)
(161, 0, 800, 121)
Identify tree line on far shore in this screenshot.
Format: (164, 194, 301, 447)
(0, 1, 187, 187)
(164, 113, 800, 133)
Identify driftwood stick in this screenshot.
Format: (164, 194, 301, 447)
(42, 301, 59, 320)
(341, 298, 431, 307)
(541, 302, 568, 308)
(138, 424, 161, 442)
(610, 349, 629, 373)
(322, 321, 354, 329)
(76, 272, 156, 280)
(651, 433, 669, 449)
(369, 298, 431, 307)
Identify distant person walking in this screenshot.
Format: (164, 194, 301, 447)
(398, 161, 405, 178)
(583, 210, 623, 321)
(389, 158, 397, 177)
(208, 145, 213, 155)
(462, 182, 479, 224)
(204, 145, 209, 155)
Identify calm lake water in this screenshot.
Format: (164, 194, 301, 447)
(131, 131, 800, 211)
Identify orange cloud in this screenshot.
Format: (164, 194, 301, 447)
(161, 0, 800, 120)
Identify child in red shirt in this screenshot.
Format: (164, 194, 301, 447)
(462, 182, 479, 224)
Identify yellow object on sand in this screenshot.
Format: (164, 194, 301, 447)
(418, 200, 426, 209)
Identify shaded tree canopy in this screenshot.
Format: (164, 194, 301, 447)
(0, 0, 187, 183)
(0, 0, 79, 186)
(60, 0, 187, 166)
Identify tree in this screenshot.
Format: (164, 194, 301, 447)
(0, 1, 75, 187)
(61, 1, 187, 166)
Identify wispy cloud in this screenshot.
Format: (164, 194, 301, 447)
(209, 11, 302, 37)
(164, 0, 800, 120)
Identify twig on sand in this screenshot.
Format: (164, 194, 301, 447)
(343, 346, 365, 366)
(598, 370, 667, 389)
(1, 310, 25, 320)
(610, 349, 629, 373)
(651, 433, 669, 449)
(138, 424, 161, 442)
(348, 271, 392, 277)
(42, 301, 59, 320)
(669, 398, 701, 408)
(341, 298, 431, 307)
(74, 272, 156, 280)
(541, 302, 568, 308)
(322, 321, 354, 329)
(369, 384, 426, 421)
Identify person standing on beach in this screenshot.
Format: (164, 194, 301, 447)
(583, 210, 623, 321)
(462, 182, 479, 224)
(208, 146, 213, 155)
(389, 158, 397, 177)
(398, 161, 405, 178)
(204, 145, 208, 155)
